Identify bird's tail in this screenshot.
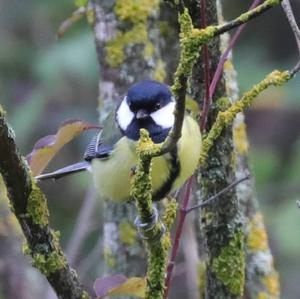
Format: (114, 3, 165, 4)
(35, 161, 90, 181)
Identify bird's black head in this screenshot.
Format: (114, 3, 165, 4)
(116, 80, 175, 143)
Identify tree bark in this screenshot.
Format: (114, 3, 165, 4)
(186, 1, 245, 298)
(219, 5, 280, 298)
(185, 1, 280, 298)
(0, 109, 89, 299)
(91, 0, 164, 281)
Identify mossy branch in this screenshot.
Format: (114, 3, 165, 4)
(0, 107, 90, 299)
(130, 130, 177, 299)
(199, 70, 291, 166)
(156, 0, 283, 156)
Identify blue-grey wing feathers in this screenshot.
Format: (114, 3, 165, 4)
(83, 132, 113, 160)
(35, 161, 90, 181)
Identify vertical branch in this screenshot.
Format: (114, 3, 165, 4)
(131, 130, 176, 299)
(164, 178, 193, 299)
(190, 1, 245, 298)
(199, 0, 212, 132)
(0, 108, 90, 299)
(222, 25, 281, 297)
(209, 0, 261, 100)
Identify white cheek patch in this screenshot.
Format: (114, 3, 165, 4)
(150, 101, 175, 129)
(116, 97, 134, 131)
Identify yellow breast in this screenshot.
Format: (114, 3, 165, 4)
(91, 115, 201, 201)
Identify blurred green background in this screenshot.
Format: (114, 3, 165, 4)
(0, 0, 299, 298)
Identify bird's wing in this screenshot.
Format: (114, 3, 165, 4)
(84, 111, 124, 161)
(35, 161, 90, 181)
(36, 111, 123, 181)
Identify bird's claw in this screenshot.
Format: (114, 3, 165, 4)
(134, 207, 166, 240)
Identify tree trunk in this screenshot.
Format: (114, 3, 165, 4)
(91, 0, 164, 281)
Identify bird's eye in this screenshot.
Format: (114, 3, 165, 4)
(154, 102, 161, 110)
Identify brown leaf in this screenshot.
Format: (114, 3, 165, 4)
(94, 275, 146, 298)
(27, 119, 100, 176)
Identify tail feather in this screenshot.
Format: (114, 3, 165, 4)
(35, 161, 90, 181)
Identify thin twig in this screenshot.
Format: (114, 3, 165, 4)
(158, 0, 282, 157)
(57, 7, 87, 38)
(290, 60, 300, 76)
(164, 177, 193, 299)
(185, 175, 250, 213)
(199, 0, 211, 133)
(209, 0, 261, 100)
(66, 186, 97, 265)
(214, 0, 282, 37)
(78, 236, 103, 277)
(281, 0, 300, 52)
(281, 0, 300, 76)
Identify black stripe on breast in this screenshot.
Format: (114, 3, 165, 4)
(152, 147, 180, 201)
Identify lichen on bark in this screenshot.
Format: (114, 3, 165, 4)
(27, 182, 49, 226)
(211, 229, 245, 296)
(0, 105, 90, 299)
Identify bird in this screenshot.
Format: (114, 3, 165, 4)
(36, 80, 202, 201)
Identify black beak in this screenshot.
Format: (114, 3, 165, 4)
(136, 109, 149, 120)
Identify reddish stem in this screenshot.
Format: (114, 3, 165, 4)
(199, 0, 211, 133)
(209, 0, 261, 99)
(164, 1, 266, 298)
(164, 177, 193, 299)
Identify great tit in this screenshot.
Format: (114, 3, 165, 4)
(37, 80, 202, 201)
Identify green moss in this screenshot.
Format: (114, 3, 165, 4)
(27, 182, 49, 226)
(247, 213, 269, 251)
(81, 291, 91, 299)
(199, 70, 291, 166)
(119, 221, 137, 245)
(233, 122, 249, 156)
(158, 21, 171, 38)
(262, 273, 280, 298)
(144, 41, 155, 58)
(256, 272, 280, 299)
(32, 251, 66, 275)
(22, 241, 31, 256)
(131, 129, 174, 299)
(216, 97, 231, 111)
(237, 0, 280, 23)
(23, 230, 67, 275)
(212, 229, 245, 296)
(197, 262, 206, 299)
(162, 198, 177, 230)
(0, 105, 6, 117)
(103, 248, 116, 268)
(172, 9, 217, 93)
(115, 0, 159, 23)
(105, 23, 148, 67)
(51, 229, 61, 245)
(257, 292, 269, 299)
(105, 0, 159, 67)
(153, 59, 166, 82)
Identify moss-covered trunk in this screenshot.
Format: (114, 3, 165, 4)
(91, 0, 164, 281)
(182, 1, 243, 298)
(184, 1, 280, 298)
